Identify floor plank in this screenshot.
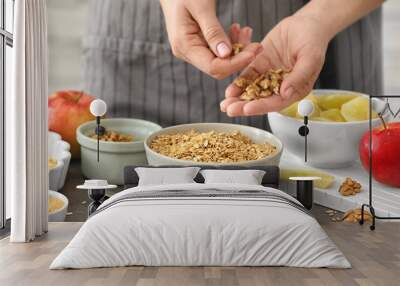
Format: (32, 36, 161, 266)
(1, 211, 399, 286)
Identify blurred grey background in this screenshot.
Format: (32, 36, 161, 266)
(47, 0, 400, 95)
(47, 0, 88, 94)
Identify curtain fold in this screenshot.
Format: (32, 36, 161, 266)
(8, 0, 48, 242)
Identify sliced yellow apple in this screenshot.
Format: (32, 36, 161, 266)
(280, 168, 335, 189)
(310, 116, 331, 122)
(341, 97, 377, 122)
(320, 109, 346, 122)
(318, 93, 358, 110)
(281, 101, 298, 118)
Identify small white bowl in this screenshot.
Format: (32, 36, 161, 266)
(48, 190, 69, 222)
(268, 89, 387, 168)
(144, 123, 283, 167)
(49, 159, 64, 191)
(48, 131, 71, 191)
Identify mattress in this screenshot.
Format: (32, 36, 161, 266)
(50, 183, 350, 269)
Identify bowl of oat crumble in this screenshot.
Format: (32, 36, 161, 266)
(77, 118, 162, 184)
(144, 123, 283, 166)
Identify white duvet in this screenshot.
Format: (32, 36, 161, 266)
(50, 183, 350, 269)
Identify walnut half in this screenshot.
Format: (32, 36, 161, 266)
(338, 177, 362, 196)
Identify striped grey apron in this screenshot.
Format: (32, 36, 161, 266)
(83, 0, 382, 130)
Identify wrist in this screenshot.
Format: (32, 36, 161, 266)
(295, 0, 384, 41)
(294, 1, 338, 41)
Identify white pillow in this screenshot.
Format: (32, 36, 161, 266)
(200, 169, 266, 185)
(135, 167, 201, 186)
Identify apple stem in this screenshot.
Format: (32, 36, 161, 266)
(378, 113, 387, 130)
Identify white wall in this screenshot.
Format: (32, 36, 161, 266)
(47, 0, 88, 95)
(382, 1, 400, 121)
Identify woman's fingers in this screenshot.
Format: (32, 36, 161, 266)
(226, 101, 247, 117)
(229, 23, 241, 44)
(222, 93, 302, 117)
(280, 50, 325, 99)
(189, 2, 233, 58)
(220, 97, 240, 112)
(187, 42, 262, 79)
(230, 24, 253, 46)
(239, 27, 252, 45)
(225, 82, 242, 98)
(242, 95, 294, 115)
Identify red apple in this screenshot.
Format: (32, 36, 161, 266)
(49, 91, 96, 158)
(359, 122, 400, 187)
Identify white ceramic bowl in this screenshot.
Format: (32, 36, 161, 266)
(268, 89, 387, 168)
(77, 118, 162, 185)
(48, 131, 71, 191)
(48, 190, 69, 222)
(144, 123, 283, 167)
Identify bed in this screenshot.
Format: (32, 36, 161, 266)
(50, 165, 350, 269)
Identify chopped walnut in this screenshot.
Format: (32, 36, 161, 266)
(338, 177, 362, 196)
(150, 130, 277, 163)
(342, 208, 372, 223)
(89, 129, 133, 142)
(234, 69, 288, 101)
(233, 77, 251, 88)
(232, 43, 244, 55)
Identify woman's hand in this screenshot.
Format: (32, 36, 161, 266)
(221, 14, 330, 116)
(160, 0, 262, 79)
(221, 0, 384, 117)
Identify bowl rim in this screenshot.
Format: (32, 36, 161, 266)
(49, 132, 71, 153)
(144, 122, 283, 166)
(77, 117, 163, 146)
(48, 190, 69, 214)
(270, 89, 387, 126)
(48, 131, 62, 141)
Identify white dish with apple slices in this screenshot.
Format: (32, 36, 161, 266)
(268, 90, 388, 168)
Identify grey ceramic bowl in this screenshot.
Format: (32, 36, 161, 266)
(77, 118, 162, 185)
(144, 123, 283, 167)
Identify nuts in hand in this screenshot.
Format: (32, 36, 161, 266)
(232, 43, 244, 55)
(234, 69, 288, 101)
(339, 177, 362, 196)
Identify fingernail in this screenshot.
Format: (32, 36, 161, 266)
(220, 102, 226, 112)
(217, 42, 231, 58)
(283, 87, 294, 99)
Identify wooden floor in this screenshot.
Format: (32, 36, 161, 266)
(1, 206, 399, 286)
